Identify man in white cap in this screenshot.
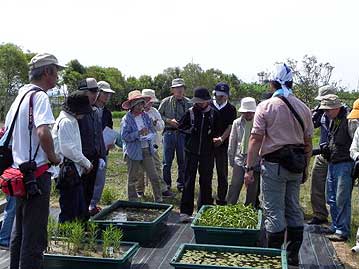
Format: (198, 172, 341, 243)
(318, 94, 353, 242)
(158, 78, 192, 192)
(244, 63, 313, 266)
(77, 78, 106, 217)
(88, 81, 116, 216)
(227, 97, 259, 207)
(5, 53, 62, 269)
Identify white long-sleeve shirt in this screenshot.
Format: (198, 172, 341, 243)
(52, 111, 92, 176)
(350, 127, 359, 161)
(145, 107, 164, 146)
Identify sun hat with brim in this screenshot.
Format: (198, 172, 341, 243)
(319, 94, 342, 110)
(142, 89, 159, 102)
(78, 78, 99, 92)
(347, 99, 359, 119)
(315, 85, 337, 101)
(122, 90, 151, 110)
(238, 97, 257, 113)
(29, 53, 65, 71)
(171, 78, 185, 88)
(191, 87, 211, 104)
(63, 91, 92, 115)
(98, 81, 115, 93)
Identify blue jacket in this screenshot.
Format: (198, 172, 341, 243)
(121, 112, 156, 160)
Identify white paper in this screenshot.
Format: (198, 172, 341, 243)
(103, 127, 118, 147)
(140, 133, 155, 142)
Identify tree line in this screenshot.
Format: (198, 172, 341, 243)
(1, 42, 358, 116)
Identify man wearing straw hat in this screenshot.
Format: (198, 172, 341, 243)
(319, 94, 354, 242)
(227, 97, 259, 207)
(121, 90, 162, 202)
(135, 89, 174, 198)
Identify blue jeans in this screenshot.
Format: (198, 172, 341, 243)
(162, 131, 185, 188)
(90, 156, 107, 209)
(326, 161, 353, 237)
(261, 161, 303, 233)
(0, 195, 16, 247)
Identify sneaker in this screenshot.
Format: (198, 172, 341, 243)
(137, 191, 144, 198)
(308, 217, 328, 225)
(320, 227, 335, 235)
(179, 213, 192, 223)
(326, 233, 348, 242)
(89, 206, 102, 216)
(0, 244, 9, 250)
(162, 190, 174, 197)
(177, 186, 184, 193)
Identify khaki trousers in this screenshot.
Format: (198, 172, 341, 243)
(126, 148, 162, 202)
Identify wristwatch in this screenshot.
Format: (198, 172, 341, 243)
(244, 165, 254, 173)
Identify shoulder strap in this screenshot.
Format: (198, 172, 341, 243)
(4, 87, 41, 147)
(277, 96, 305, 133)
(28, 89, 44, 161)
(189, 107, 195, 128)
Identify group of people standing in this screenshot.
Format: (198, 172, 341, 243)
(1, 51, 359, 269)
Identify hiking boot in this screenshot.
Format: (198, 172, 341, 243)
(308, 217, 328, 225)
(179, 213, 192, 223)
(267, 230, 285, 249)
(162, 190, 174, 197)
(326, 233, 348, 242)
(287, 226, 304, 266)
(89, 206, 102, 216)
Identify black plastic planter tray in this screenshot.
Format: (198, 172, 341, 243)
(191, 205, 262, 246)
(92, 200, 173, 245)
(170, 243, 287, 269)
(44, 241, 139, 269)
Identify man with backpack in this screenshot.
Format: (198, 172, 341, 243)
(4, 53, 62, 269)
(178, 87, 222, 222)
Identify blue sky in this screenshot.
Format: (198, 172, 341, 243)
(1, 0, 359, 90)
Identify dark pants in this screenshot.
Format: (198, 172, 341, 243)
(214, 145, 228, 205)
(59, 183, 87, 223)
(10, 173, 51, 269)
(180, 152, 214, 216)
(81, 157, 99, 210)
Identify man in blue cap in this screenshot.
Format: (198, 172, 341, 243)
(210, 82, 237, 205)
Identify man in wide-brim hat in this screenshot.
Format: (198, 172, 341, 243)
(120, 90, 162, 202)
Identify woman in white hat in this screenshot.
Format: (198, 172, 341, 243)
(227, 97, 260, 207)
(120, 90, 162, 202)
(135, 89, 174, 198)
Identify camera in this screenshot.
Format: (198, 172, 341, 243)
(19, 161, 42, 197)
(312, 105, 324, 125)
(312, 142, 331, 161)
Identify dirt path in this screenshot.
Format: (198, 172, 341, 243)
(332, 242, 359, 268)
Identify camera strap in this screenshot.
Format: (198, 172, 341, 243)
(28, 89, 44, 162)
(277, 96, 305, 134)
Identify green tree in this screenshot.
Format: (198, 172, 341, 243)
(62, 59, 86, 92)
(0, 43, 29, 120)
(287, 55, 334, 107)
